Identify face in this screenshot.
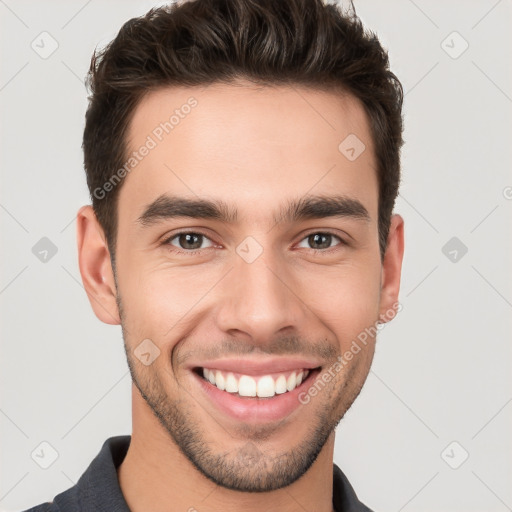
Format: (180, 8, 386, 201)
(80, 81, 404, 492)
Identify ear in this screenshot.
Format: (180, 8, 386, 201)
(378, 214, 405, 323)
(76, 205, 121, 325)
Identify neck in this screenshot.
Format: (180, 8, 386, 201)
(117, 385, 336, 512)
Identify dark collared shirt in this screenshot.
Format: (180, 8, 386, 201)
(22, 435, 374, 512)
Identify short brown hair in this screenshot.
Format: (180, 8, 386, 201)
(83, 0, 404, 264)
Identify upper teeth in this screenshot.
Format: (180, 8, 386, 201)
(202, 368, 309, 398)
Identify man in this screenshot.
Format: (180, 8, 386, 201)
(25, 0, 404, 510)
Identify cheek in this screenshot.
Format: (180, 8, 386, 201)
(117, 258, 219, 342)
(297, 259, 381, 348)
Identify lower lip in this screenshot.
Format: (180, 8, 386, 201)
(193, 369, 320, 423)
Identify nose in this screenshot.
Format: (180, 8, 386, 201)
(214, 247, 308, 346)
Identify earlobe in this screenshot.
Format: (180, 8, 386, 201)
(378, 214, 405, 323)
(76, 205, 121, 325)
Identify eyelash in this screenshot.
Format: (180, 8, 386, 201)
(161, 230, 348, 256)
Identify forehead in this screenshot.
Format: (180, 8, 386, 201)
(120, 82, 378, 226)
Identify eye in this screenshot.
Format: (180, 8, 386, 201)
(162, 230, 347, 256)
(164, 231, 215, 254)
(296, 232, 346, 252)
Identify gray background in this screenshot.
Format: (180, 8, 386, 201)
(1, 1, 511, 511)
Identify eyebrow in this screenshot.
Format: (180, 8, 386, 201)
(136, 193, 371, 227)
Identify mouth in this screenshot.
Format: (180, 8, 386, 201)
(191, 364, 322, 423)
(194, 367, 317, 398)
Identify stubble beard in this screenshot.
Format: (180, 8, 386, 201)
(122, 336, 365, 491)
(117, 291, 369, 492)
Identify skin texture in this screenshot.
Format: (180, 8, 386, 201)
(77, 81, 404, 512)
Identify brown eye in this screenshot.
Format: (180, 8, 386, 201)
(297, 232, 346, 252)
(165, 232, 215, 253)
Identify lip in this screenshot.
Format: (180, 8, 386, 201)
(192, 366, 321, 423)
(188, 357, 322, 376)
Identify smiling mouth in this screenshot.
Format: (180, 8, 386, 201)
(194, 367, 320, 398)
